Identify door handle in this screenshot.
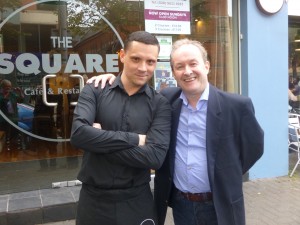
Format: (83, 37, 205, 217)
(69, 74, 84, 106)
(42, 74, 57, 106)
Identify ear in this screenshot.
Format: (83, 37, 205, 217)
(119, 49, 125, 63)
(205, 61, 210, 74)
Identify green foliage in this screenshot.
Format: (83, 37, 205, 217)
(191, 0, 210, 22)
(0, 0, 21, 14)
(67, 0, 144, 37)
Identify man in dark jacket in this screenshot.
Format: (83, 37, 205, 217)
(154, 39, 264, 225)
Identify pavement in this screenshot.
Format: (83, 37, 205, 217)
(38, 152, 300, 225)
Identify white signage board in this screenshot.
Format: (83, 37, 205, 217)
(144, 0, 191, 34)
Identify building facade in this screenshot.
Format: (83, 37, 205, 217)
(0, 0, 294, 196)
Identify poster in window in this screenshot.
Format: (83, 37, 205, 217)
(154, 61, 177, 91)
(156, 36, 172, 60)
(144, 0, 191, 34)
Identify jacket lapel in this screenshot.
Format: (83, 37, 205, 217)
(206, 85, 222, 187)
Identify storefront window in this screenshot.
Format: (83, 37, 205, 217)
(289, 16, 300, 110)
(0, 0, 238, 194)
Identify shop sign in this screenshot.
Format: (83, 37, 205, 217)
(0, 52, 119, 75)
(0, 0, 123, 76)
(144, 0, 191, 34)
(0, 0, 124, 142)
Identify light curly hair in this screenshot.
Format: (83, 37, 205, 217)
(170, 38, 208, 69)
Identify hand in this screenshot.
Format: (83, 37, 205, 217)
(86, 74, 116, 89)
(93, 123, 102, 129)
(138, 134, 146, 146)
(14, 87, 24, 98)
(14, 87, 21, 92)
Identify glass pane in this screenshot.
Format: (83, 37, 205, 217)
(0, 0, 238, 194)
(289, 17, 300, 111)
(0, 0, 84, 194)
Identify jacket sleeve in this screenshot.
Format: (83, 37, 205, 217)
(70, 84, 139, 153)
(105, 96, 172, 170)
(240, 98, 264, 173)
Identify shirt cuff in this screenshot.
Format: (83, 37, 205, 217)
(128, 133, 139, 146)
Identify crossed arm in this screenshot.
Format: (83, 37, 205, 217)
(71, 79, 171, 169)
(87, 74, 146, 146)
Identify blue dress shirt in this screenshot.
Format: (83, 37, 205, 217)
(173, 85, 211, 193)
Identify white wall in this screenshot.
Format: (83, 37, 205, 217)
(288, 0, 300, 16)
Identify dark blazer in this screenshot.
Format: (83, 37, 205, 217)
(154, 85, 264, 225)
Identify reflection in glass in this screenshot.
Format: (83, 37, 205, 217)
(0, 0, 237, 194)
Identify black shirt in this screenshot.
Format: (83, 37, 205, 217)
(70, 75, 171, 189)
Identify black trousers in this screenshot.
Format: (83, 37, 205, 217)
(76, 184, 157, 225)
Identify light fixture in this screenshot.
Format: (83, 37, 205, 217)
(295, 39, 300, 51)
(255, 0, 284, 15)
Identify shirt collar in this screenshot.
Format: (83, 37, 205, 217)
(180, 84, 210, 108)
(110, 74, 152, 98)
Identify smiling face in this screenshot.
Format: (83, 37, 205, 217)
(171, 43, 210, 100)
(0, 80, 12, 96)
(120, 41, 159, 95)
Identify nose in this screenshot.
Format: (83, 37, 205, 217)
(183, 66, 193, 75)
(138, 61, 147, 72)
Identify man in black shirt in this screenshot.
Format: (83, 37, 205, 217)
(70, 31, 171, 225)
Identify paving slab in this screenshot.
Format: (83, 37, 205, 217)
(32, 152, 300, 224)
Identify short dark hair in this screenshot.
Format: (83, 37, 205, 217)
(123, 31, 160, 52)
